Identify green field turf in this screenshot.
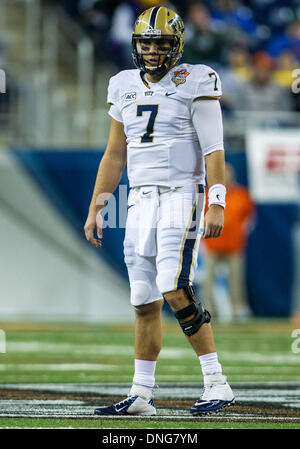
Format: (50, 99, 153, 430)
(0, 418, 299, 429)
(0, 319, 299, 430)
(0, 319, 298, 383)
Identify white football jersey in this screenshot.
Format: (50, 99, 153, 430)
(107, 63, 223, 188)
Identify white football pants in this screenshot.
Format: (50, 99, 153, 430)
(124, 184, 205, 306)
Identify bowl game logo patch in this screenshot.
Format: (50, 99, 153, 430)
(171, 70, 190, 87)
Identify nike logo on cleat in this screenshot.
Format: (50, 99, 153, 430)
(199, 400, 220, 407)
(115, 404, 129, 412)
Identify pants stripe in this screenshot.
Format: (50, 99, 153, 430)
(174, 185, 203, 290)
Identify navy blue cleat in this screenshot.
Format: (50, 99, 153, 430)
(190, 374, 235, 415)
(94, 385, 156, 416)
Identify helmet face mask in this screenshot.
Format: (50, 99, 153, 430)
(132, 7, 185, 76)
(132, 35, 180, 76)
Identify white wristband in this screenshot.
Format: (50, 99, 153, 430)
(208, 184, 226, 209)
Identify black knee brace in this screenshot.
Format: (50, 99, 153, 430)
(167, 285, 211, 336)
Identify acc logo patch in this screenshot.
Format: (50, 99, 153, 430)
(125, 92, 136, 101)
(171, 70, 190, 87)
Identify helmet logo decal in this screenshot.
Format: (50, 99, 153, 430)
(171, 70, 190, 87)
(168, 17, 184, 34)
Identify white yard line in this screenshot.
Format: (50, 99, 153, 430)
(5, 341, 300, 364)
(0, 364, 119, 371)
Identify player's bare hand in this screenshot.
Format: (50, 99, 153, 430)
(203, 205, 224, 239)
(84, 209, 103, 247)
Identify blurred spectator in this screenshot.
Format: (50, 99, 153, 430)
(202, 163, 255, 321)
(227, 45, 252, 82)
(272, 50, 298, 88)
(183, 1, 228, 66)
(232, 51, 293, 111)
(267, 20, 300, 61)
(218, 46, 251, 111)
(210, 0, 257, 48)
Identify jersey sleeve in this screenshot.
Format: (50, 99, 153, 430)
(193, 65, 222, 100)
(108, 104, 123, 123)
(191, 99, 224, 156)
(107, 75, 119, 105)
(107, 74, 123, 120)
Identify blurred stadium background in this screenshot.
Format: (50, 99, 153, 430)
(0, 0, 300, 323)
(0, 0, 300, 430)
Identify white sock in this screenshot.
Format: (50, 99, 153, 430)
(199, 352, 222, 376)
(132, 359, 156, 389)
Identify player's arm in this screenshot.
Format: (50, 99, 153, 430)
(191, 98, 225, 239)
(84, 117, 127, 247)
(204, 149, 225, 238)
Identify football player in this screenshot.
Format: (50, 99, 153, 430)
(84, 6, 235, 416)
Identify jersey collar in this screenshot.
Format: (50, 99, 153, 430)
(139, 69, 172, 90)
(139, 71, 151, 89)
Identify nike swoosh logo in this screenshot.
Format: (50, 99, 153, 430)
(194, 400, 221, 409)
(127, 204, 134, 210)
(115, 404, 130, 412)
(199, 400, 219, 406)
(142, 191, 152, 195)
(165, 92, 176, 97)
(216, 194, 220, 200)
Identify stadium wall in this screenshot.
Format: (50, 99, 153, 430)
(0, 150, 133, 322)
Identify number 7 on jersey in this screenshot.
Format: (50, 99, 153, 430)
(137, 104, 159, 143)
